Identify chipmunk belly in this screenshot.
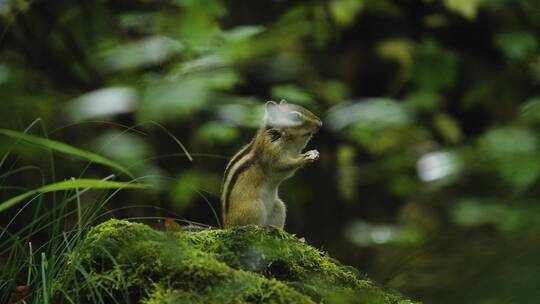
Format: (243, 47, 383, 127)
(259, 180, 280, 214)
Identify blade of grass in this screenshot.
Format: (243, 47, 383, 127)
(0, 178, 152, 213)
(0, 129, 133, 177)
(0, 165, 42, 180)
(49, 120, 148, 137)
(0, 175, 115, 253)
(27, 242, 33, 285)
(196, 190, 221, 228)
(41, 252, 49, 304)
(147, 121, 193, 162)
(0, 118, 42, 169)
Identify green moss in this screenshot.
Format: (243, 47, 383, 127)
(58, 219, 417, 304)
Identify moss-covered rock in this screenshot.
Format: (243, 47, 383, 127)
(58, 219, 417, 303)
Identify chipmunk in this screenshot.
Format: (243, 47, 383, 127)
(221, 100, 322, 229)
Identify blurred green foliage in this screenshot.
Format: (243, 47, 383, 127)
(2, 0, 540, 303)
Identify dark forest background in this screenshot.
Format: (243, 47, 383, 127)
(2, 0, 540, 303)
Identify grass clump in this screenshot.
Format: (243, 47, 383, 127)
(58, 219, 417, 304)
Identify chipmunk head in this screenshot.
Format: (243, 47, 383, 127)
(264, 99, 322, 141)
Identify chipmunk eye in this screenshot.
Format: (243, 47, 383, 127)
(288, 111, 304, 123)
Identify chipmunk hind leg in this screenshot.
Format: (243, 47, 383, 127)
(265, 199, 286, 229)
(224, 200, 267, 228)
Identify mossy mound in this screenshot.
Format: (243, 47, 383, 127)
(59, 219, 417, 303)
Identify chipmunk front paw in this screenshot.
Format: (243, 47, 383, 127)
(303, 149, 319, 163)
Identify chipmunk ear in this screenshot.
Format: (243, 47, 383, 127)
(266, 100, 277, 107)
(265, 101, 279, 124)
(279, 99, 288, 104)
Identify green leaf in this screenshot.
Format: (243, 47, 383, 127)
(138, 77, 210, 122)
(377, 38, 415, 70)
(452, 199, 507, 228)
(315, 80, 348, 104)
(520, 97, 540, 122)
(478, 127, 540, 192)
(173, 0, 224, 49)
(444, 0, 485, 19)
(406, 90, 443, 112)
(0, 129, 132, 176)
(413, 40, 458, 90)
(330, 0, 364, 26)
(92, 131, 149, 164)
(451, 198, 540, 233)
(433, 113, 462, 143)
(0, 179, 151, 213)
(326, 98, 413, 131)
(220, 26, 265, 42)
(95, 36, 184, 73)
(377, 38, 416, 82)
(495, 31, 538, 61)
(196, 122, 239, 144)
